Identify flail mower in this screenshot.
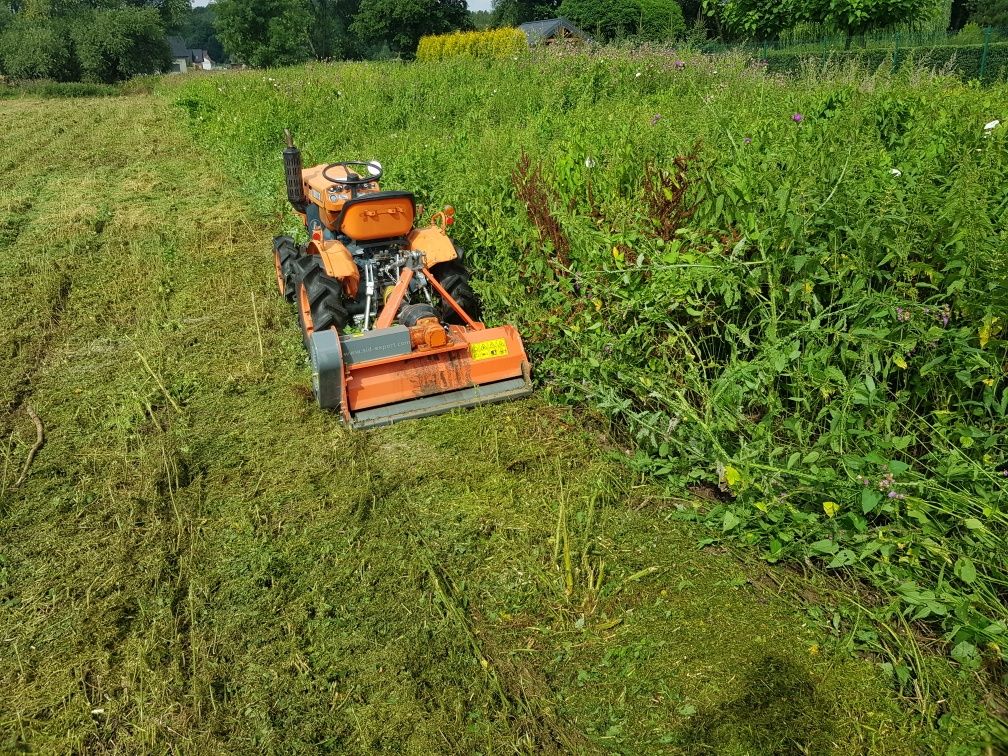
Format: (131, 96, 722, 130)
(272, 131, 532, 428)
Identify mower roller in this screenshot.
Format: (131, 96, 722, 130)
(273, 130, 532, 428)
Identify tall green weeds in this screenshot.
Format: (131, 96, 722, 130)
(173, 51, 1008, 675)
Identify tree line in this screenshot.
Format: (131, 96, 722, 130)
(1, 0, 1004, 82)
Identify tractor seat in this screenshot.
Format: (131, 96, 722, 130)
(335, 191, 416, 242)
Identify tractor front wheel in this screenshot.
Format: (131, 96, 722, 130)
(296, 255, 349, 346)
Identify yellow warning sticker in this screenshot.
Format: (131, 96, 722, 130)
(470, 338, 509, 361)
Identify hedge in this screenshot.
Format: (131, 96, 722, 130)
(416, 28, 527, 61)
(765, 41, 1008, 83)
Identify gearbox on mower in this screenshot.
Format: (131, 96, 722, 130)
(273, 130, 532, 428)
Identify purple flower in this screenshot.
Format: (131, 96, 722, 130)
(792, 113, 804, 124)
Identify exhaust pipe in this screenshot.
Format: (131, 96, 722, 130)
(283, 129, 306, 213)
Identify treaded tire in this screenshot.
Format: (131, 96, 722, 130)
(430, 260, 482, 324)
(273, 236, 301, 302)
(296, 255, 350, 345)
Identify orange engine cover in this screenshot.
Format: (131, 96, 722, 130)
(338, 194, 415, 241)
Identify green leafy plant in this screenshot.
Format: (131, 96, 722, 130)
(172, 48, 1008, 685)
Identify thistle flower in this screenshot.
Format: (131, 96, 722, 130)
(934, 303, 952, 327)
(792, 113, 804, 124)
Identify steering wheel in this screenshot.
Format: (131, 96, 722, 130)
(322, 160, 383, 187)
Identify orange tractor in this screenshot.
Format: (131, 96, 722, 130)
(272, 131, 532, 428)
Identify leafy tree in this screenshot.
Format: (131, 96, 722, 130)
(182, 5, 225, 62)
(306, 0, 360, 59)
(637, 0, 686, 39)
(72, 6, 169, 81)
(214, 0, 312, 66)
(146, 0, 189, 32)
(972, 0, 1008, 25)
(491, 0, 561, 26)
(559, 0, 685, 39)
(677, 0, 704, 25)
(350, 0, 469, 56)
(0, 15, 76, 78)
(949, 0, 976, 30)
(814, 0, 935, 47)
(558, 0, 637, 38)
(470, 8, 493, 28)
(701, 0, 801, 40)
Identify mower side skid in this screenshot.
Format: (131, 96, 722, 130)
(350, 377, 532, 429)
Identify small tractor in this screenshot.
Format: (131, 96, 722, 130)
(272, 131, 532, 428)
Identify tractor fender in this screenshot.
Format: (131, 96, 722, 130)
(309, 238, 360, 299)
(407, 226, 458, 267)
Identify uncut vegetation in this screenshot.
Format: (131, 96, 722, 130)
(417, 28, 527, 61)
(175, 50, 1008, 690)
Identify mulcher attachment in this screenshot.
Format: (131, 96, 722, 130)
(307, 262, 532, 429)
(310, 323, 532, 429)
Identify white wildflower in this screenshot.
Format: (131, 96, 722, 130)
(890, 168, 902, 177)
(984, 119, 1000, 131)
(584, 157, 596, 169)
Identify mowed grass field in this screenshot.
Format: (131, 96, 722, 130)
(0, 94, 994, 753)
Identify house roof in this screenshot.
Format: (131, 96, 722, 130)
(518, 18, 587, 45)
(167, 36, 189, 59)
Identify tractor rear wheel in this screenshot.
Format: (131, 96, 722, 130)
(296, 255, 349, 345)
(430, 260, 482, 324)
(273, 236, 301, 302)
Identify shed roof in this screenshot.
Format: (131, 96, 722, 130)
(167, 36, 189, 59)
(517, 18, 587, 45)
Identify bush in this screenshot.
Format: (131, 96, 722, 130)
(71, 7, 170, 83)
(417, 28, 527, 61)
(954, 21, 988, 46)
(637, 0, 687, 41)
(33, 80, 120, 97)
(972, 0, 1008, 27)
(0, 17, 76, 81)
(559, 0, 638, 40)
(766, 41, 1008, 83)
